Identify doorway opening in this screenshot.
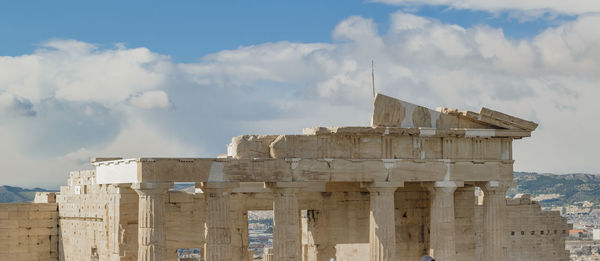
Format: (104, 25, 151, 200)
(248, 210, 274, 259)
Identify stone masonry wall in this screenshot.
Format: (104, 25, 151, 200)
(475, 194, 571, 261)
(505, 195, 571, 261)
(454, 186, 476, 261)
(303, 190, 370, 261)
(165, 191, 206, 261)
(395, 184, 430, 260)
(57, 170, 138, 261)
(57, 171, 212, 261)
(0, 202, 59, 261)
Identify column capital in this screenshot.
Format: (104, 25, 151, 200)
(433, 180, 464, 188)
(424, 181, 463, 193)
(476, 181, 512, 193)
(131, 182, 172, 191)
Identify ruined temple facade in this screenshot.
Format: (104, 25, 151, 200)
(0, 94, 571, 261)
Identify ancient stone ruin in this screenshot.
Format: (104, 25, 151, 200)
(0, 94, 571, 261)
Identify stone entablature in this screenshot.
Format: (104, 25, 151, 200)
(0, 94, 570, 261)
(95, 157, 514, 184)
(232, 130, 517, 161)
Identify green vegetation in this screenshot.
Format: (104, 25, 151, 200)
(0, 186, 52, 203)
(511, 172, 600, 207)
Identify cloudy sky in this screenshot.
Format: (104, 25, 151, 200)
(1, 1, 599, 188)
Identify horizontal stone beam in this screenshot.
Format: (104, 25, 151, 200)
(302, 126, 531, 138)
(94, 158, 513, 184)
(94, 158, 138, 184)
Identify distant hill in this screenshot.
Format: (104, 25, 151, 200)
(2, 172, 598, 206)
(0, 186, 54, 203)
(159, 174, 600, 208)
(511, 172, 600, 207)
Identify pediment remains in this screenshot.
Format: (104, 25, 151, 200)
(371, 93, 538, 131)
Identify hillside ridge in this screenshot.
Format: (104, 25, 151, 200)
(511, 172, 600, 207)
(0, 185, 53, 203)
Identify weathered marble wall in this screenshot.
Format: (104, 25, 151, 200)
(505, 195, 571, 261)
(0, 202, 58, 261)
(57, 170, 136, 261)
(475, 194, 571, 261)
(395, 184, 430, 260)
(56, 171, 208, 261)
(165, 191, 206, 261)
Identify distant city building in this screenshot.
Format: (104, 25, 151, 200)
(569, 229, 585, 238)
(531, 193, 561, 202)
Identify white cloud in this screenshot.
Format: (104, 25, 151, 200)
(180, 41, 332, 88)
(129, 90, 171, 109)
(170, 11, 600, 175)
(533, 15, 600, 75)
(333, 16, 383, 48)
(0, 41, 183, 187)
(0, 40, 172, 105)
(371, 0, 600, 15)
(0, 92, 36, 117)
(2, 119, 200, 187)
(2, 11, 600, 187)
(389, 12, 431, 32)
(60, 119, 199, 163)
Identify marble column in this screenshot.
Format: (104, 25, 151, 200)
(132, 182, 172, 261)
(230, 193, 250, 261)
(267, 182, 305, 261)
(365, 181, 403, 261)
(201, 182, 239, 261)
(478, 181, 509, 261)
(427, 181, 462, 261)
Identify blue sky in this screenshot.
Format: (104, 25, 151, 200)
(1, 1, 574, 61)
(1, 1, 600, 187)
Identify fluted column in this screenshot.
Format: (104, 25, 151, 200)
(230, 193, 250, 261)
(132, 182, 172, 261)
(267, 182, 305, 261)
(427, 181, 462, 261)
(478, 181, 509, 261)
(201, 182, 239, 261)
(364, 181, 403, 261)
